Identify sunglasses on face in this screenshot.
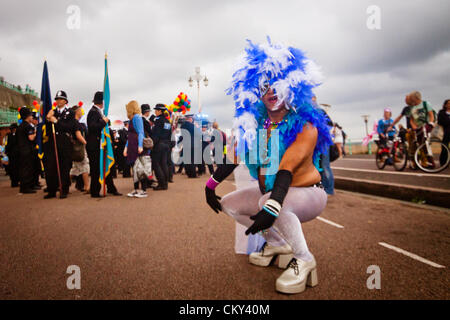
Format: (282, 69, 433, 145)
(260, 81, 271, 97)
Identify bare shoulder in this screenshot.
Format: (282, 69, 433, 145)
(295, 123, 318, 143)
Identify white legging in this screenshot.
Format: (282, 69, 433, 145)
(221, 186, 327, 261)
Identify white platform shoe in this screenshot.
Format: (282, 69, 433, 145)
(249, 243, 294, 269)
(275, 256, 318, 294)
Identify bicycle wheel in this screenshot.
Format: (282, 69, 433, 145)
(376, 148, 387, 170)
(414, 140, 450, 173)
(393, 142, 408, 171)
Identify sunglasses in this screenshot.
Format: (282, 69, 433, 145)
(260, 81, 271, 97)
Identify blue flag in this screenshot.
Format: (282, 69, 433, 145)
(99, 55, 115, 185)
(38, 61, 52, 159)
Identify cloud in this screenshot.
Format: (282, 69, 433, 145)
(0, 0, 449, 140)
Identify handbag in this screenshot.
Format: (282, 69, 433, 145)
(72, 140, 85, 162)
(143, 136, 154, 149)
(329, 144, 340, 162)
(135, 155, 152, 180)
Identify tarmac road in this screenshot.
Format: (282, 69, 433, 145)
(0, 172, 449, 300)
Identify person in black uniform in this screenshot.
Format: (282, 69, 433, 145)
(141, 104, 156, 186)
(31, 110, 42, 190)
(86, 91, 121, 198)
(166, 110, 175, 184)
(44, 90, 75, 199)
(151, 104, 171, 190)
(5, 123, 19, 187)
(16, 107, 37, 194)
(119, 121, 131, 177)
(141, 104, 152, 137)
(179, 114, 202, 178)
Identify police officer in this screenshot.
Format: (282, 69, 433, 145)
(180, 114, 202, 178)
(44, 90, 74, 199)
(5, 123, 19, 187)
(16, 107, 37, 194)
(86, 91, 121, 198)
(151, 104, 171, 190)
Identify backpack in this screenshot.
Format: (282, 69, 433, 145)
(423, 101, 437, 124)
(424, 101, 443, 140)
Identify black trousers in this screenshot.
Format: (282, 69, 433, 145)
(183, 145, 198, 178)
(7, 154, 20, 187)
(43, 138, 72, 195)
(87, 147, 117, 196)
(152, 142, 170, 187)
(167, 147, 174, 181)
(19, 151, 35, 192)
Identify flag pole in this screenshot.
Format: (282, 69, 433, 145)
(103, 52, 108, 197)
(51, 122, 63, 195)
(103, 130, 106, 197)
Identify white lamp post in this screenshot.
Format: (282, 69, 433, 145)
(362, 114, 372, 155)
(188, 66, 208, 113)
(361, 115, 370, 136)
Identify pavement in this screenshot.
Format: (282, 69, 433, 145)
(332, 155, 450, 207)
(0, 172, 449, 300)
(332, 155, 450, 189)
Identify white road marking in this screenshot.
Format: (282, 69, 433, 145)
(316, 217, 344, 229)
(378, 242, 446, 269)
(331, 166, 450, 178)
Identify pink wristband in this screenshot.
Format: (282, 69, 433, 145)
(206, 177, 220, 190)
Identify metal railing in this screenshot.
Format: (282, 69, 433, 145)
(0, 79, 39, 98)
(0, 109, 19, 126)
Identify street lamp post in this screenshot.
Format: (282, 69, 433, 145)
(362, 115, 371, 155)
(188, 67, 208, 113)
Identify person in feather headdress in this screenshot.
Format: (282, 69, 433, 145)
(204, 37, 332, 294)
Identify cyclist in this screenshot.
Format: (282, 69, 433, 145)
(378, 108, 396, 145)
(408, 91, 436, 168)
(377, 108, 396, 164)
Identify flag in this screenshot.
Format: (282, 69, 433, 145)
(99, 55, 115, 185)
(38, 61, 52, 159)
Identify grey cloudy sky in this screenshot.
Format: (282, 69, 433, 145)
(1, 0, 449, 140)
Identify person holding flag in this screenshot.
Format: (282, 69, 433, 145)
(86, 91, 121, 198)
(45, 90, 74, 199)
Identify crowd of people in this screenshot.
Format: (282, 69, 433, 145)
(1, 90, 227, 199)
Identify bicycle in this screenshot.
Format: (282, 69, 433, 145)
(375, 132, 408, 171)
(412, 126, 450, 173)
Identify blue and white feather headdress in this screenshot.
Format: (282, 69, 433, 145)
(227, 37, 325, 150)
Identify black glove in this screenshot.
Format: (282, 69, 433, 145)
(245, 170, 293, 235)
(205, 187, 222, 214)
(245, 209, 277, 235)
